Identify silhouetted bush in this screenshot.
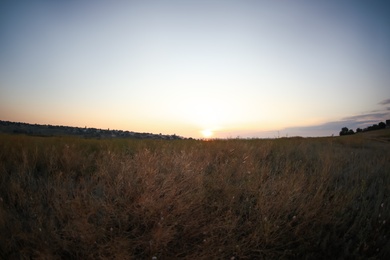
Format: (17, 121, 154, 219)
(345, 121, 388, 135)
(339, 127, 354, 136)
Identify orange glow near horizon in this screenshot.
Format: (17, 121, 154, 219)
(1, 1, 389, 139)
(201, 129, 214, 138)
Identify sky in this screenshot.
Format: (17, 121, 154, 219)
(1, 0, 390, 139)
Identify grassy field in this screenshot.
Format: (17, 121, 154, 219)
(1, 130, 389, 259)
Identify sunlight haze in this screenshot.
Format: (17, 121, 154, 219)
(1, 0, 389, 138)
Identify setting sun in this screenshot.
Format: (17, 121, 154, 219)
(1, 1, 389, 139)
(201, 129, 214, 138)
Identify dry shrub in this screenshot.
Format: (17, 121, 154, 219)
(0, 133, 389, 259)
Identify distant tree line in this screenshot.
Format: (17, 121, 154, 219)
(0, 120, 186, 140)
(339, 121, 387, 136)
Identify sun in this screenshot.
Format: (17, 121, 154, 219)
(201, 129, 214, 138)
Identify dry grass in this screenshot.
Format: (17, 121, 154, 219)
(0, 132, 389, 259)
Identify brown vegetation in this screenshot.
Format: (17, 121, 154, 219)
(1, 132, 389, 259)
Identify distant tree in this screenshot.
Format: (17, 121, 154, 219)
(340, 127, 349, 136)
(339, 127, 355, 136)
(358, 121, 386, 133)
(356, 128, 362, 133)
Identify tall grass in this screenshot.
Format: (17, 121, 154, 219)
(1, 133, 389, 259)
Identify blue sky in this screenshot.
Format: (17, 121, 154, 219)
(1, 0, 389, 138)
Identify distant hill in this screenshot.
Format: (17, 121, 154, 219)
(0, 120, 186, 140)
(340, 120, 389, 136)
(356, 128, 390, 143)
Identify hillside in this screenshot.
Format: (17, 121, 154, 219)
(356, 128, 390, 143)
(338, 128, 390, 144)
(0, 120, 184, 140)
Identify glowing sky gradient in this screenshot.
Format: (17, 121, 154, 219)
(1, 1, 390, 138)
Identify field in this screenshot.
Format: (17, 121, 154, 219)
(1, 131, 389, 259)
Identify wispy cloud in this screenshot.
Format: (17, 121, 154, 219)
(342, 112, 389, 122)
(277, 112, 390, 137)
(226, 100, 390, 138)
(379, 98, 390, 105)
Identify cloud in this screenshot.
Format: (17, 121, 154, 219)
(226, 100, 390, 138)
(379, 98, 390, 105)
(278, 100, 390, 137)
(278, 112, 390, 137)
(342, 112, 389, 122)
